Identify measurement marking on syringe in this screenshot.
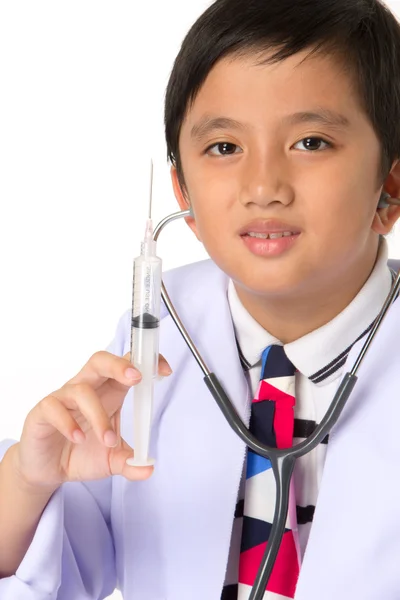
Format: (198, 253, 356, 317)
(144, 266, 151, 312)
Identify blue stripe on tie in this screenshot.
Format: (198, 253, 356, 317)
(260, 345, 272, 378)
(246, 450, 272, 479)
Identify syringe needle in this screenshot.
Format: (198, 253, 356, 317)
(148, 159, 154, 219)
(143, 160, 155, 257)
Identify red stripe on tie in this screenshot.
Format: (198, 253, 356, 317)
(254, 380, 295, 404)
(273, 397, 295, 449)
(238, 531, 299, 597)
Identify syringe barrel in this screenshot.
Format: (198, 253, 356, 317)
(131, 254, 162, 377)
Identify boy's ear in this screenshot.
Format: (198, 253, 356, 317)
(373, 159, 400, 234)
(170, 166, 202, 241)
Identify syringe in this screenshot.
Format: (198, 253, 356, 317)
(126, 160, 162, 467)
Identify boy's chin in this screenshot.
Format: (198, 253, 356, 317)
(209, 247, 313, 297)
(230, 268, 307, 299)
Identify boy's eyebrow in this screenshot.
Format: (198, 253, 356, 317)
(190, 109, 350, 141)
(190, 117, 245, 141)
(284, 109, 351, 129)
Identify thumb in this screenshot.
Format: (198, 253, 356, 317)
(123, 351, 172, 377)
(109, 438, 154, 481)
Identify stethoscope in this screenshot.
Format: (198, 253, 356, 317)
(153, 207, 400, 600)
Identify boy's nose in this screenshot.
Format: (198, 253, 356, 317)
(238, 153, 293, 208)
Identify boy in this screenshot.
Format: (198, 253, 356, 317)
(1, 0, 400, 598)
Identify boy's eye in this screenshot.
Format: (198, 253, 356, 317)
(206, 142, 242, 156)
(293, 137, 331, 151)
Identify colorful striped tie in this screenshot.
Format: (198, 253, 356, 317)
(238, 345, 300, 599)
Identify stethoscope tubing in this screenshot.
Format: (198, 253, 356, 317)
(153, 210, 400, 600)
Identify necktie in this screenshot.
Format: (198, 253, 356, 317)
(238, 345, 300, 599)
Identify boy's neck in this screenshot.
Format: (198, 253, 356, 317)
(234, 247, 381, 345)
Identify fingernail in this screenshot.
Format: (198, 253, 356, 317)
(104, 430, 118, 447)
(72, 430, 85, 444)
(125, 367, 141, 381)
(161, 365, 173, 376)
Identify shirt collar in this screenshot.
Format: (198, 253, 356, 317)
(228, 240, 392, 386)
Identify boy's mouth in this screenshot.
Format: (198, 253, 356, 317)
(239, 219, 301, 257)
(245, 231, 295, 239)
(238, 218, 301, 236)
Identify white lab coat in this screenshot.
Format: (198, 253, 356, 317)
(1, 258, 400, 600)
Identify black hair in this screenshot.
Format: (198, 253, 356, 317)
(164, 0, 400, 189)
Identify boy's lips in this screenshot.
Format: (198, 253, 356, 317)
(238, 219, 302, 257)
(238, 219, 302, 236)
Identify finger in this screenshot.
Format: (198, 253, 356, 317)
(158, 353, 173, 376)
(37, 395, 87, 444)
(54, 383, 120, 447)
(125, 350, 172, 377)
(109, 439, 154, 481)
(68, 351, 142, 389)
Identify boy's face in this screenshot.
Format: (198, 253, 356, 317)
(173, 50, 397, 301)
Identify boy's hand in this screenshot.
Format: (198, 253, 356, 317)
(12, 351, 172, 493)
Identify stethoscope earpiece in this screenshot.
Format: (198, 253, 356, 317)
(378, 192, 400, 207)
(379, 191, 391, 208)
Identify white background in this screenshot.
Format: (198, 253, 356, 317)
(0, 2, 400, 599)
